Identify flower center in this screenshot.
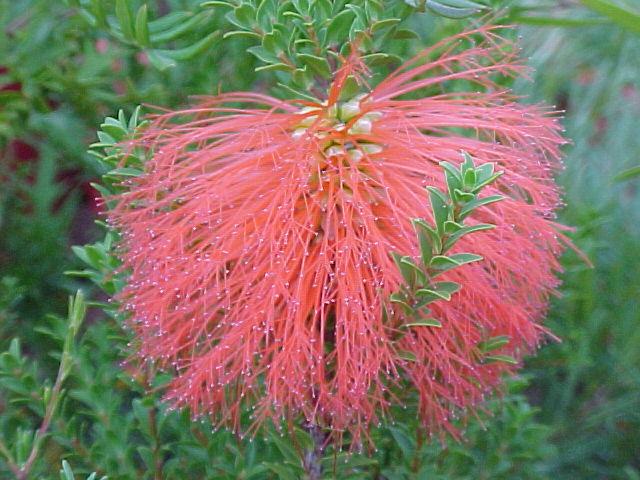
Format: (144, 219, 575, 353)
(291, 96, 383, 161)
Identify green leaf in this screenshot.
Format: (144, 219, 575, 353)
(432, 281, 460, 297)
(463, 166, 476, 188)
(362, 52, 402, 67)
(474, 162, 495, 183)
(459, 194, 505, 218)
(326, 9, 355, 43)
(443, 220, 463, 233)
(275, 82, 320, 102)
(233, 3, 256, 27)
(437, 0, 486, 8)
(478, 335, 510, 353)
(448, 253, 483, 265)
(388, 426, 416, 455)
(115, 0, 135, 40)
(151, 12, 207, 43)
(427, 187, 450, 235)
(430, 255, 460, 270)
(61, 460, 75, 480)
(454, 188, 475, 202)
(580, 0, 640, 34)
(200, 1, 233, 8)
(146, 50, 177, 70)
(441, 161, 463, 199)
(223, 30, 262, 39)
(417, 229, 433, 266)
(161, 31, 221, 61)
(614, 165, 640, 181)
(391, 252, 415, 285)
(416, 281, 459, 301)
(404, 318, 443, 328)
(426, 0, 480, 19)
(371, 18, 401, 32)
(105, 167, 144, 177)
(390, 292, 413, 314)
(444, 223, 494, 250)
(472, 172, 503, 193)
(134, 4, 150, 47)
(255, 63, 292, 72)
(393, 28, 420, 39)
(247, 45, 279, 64)
(397, 351, 417, 362)
(400, 256, 426, 285)
(297, 53, 331, 78)
(483, 354, 518, 365)
(148, 11, 192, 32)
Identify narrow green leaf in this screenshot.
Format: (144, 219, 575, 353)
(580, 0, 640, 34)
(430, 255, 460, 270)
(444, 223, 494, 251)
(404, 318, 443, 328)
(275, 83, 320, 102)
(437, 0, 486, 8)
(115, 0, 135, 40)
(397, 351, 417, 362)
(448, 253, 483, 265)
(400, 256, 426, 285)
(151, 12, 206, 43)
(297, 53, 331, 78)
(161, 31, 221, 61)
(417, 229, 433, 266)
(471, 172, 503, 193)
(362, 52, 402, 67)
(483, 354, 518, 365)
(416, 287, 451, 301)
(200, 1, 233, 8)
(459, 194, 505, 218)
(255, 63, 292, 72)
(106, 167, 144, 177)
(233, 3, 256, 26)
(390, 292, 413, 313)
(135, 4, 150, 47)
(223, 30, 262, 39)
(444, 220, 463, 233)
(371, 18, 401, 32)
(614, 165, 640, 182)
(454, 188, 475, 202)
(392, 28, 420, 39)
(432, 281, 460, 296)
(478, 335, 510, 353)
(146, 50, 177, 70)
(148, 11, 192, 33)
(326, 9, 355, 43)
(474, 162, 495, 184)
(391, 252, 416, 285)
(413, 218, 442, 253)
(427, 187, 449, 235)
(61, 460, 75, 480)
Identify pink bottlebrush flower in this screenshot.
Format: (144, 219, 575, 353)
(109, 26, 568, 444)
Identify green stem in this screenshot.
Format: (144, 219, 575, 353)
(14, 291, 86, 480)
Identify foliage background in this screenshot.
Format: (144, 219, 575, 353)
(0, 0, 639, 478)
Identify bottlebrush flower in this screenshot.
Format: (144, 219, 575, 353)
(108, 26, 567, 445)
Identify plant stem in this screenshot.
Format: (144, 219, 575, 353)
(0, 437, 21, 478)
(14, 291, 86, 480)
(302, 423, 326, 480)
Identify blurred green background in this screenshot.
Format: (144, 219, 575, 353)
(0, 0, 639, 478)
